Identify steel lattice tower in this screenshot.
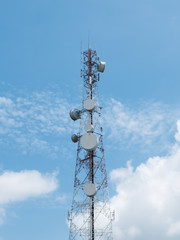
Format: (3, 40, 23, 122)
(68, 48, 114, 240)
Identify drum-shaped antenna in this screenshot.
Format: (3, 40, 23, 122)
(97, 61, 106, 73)
(71, 134, 78, 143)
(69, 109, 81, 121)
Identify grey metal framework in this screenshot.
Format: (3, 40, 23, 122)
(68, 48, 114, 240)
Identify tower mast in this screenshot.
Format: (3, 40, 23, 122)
(69, 48, 114, 240)
(88, 49, 94, 240)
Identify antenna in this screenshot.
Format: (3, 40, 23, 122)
(68, 48, 114, 240)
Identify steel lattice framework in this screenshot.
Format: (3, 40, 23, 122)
(68, 48, 114, 240)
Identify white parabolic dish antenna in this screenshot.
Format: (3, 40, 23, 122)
(83, 99, 95, 111)
(84, 123, 94, 133)
(84, 183, 97, 197)
(80, 133, 99, 151)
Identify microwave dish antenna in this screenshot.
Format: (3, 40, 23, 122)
(97, 61, 106, 73)
(83, 99, 95, 111)
(80, 133, 99, 151)
(84, 183, 97, 197)
(84, 123, 94, 133)
(69, 109, 81, 121)
(71, 134, 78, 143)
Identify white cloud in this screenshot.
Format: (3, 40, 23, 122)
(127, 226, 141, 238)
(167, 221, 180, 236)
(0, 170, 58, 225)
(0, 91, 75, 155)
(104, 99, 180, 152)
(110, 120, 180, 240)
(0, 170, 58, 204)
(55, 193, 68, 202)
(0, 97, 13, 107)
(1, 93, 180, 155)
(175, 120, 180, 143)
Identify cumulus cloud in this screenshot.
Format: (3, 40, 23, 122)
(0, 170, 58, 225)
(110, 120, 180, 240)
(175, 120, 180, 143)
(167, 221, 180, 236)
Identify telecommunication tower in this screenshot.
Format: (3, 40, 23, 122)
(68, 48, 114, 240)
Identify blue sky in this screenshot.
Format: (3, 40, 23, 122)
(1, 0, 180, 239)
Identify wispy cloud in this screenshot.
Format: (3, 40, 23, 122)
(0, 91, 75, 156)
(110, 121, 180, 239)
(1, 92, 180, 156)
(103, 98, 180, 152)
